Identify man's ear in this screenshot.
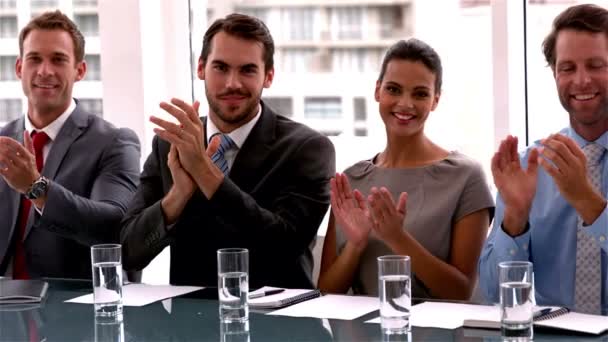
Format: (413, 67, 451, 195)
(15, 57, 22, 80)
(263, 67, 274, 88)
(198, 57, 205, 80)
(74, 60, 87, 81)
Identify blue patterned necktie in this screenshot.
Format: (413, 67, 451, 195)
(574, 143, 605, 314)
(210, 133, 235, 176)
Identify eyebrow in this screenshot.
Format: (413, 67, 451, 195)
(211, 59, 259, 70)
(384, 81, 431, 91)
(25, 51, 70, 59)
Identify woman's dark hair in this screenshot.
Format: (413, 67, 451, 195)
(378, 38, 443, 93)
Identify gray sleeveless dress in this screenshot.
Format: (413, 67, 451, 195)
(335, 151, 494, 298)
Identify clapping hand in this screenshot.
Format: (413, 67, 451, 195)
(491, 135, 538, 235)
(330, 173, 372, 251)
(367, 187, 408, 247)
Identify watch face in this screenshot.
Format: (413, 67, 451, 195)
(31, 182, 46, 198)
(26, 177, 48, 199)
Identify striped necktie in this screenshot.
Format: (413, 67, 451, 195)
(574, 142, 604, 314)
(210, 133, 235, 176)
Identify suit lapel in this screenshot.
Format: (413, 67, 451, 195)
(0, 118, 26, 263)
(23, 107, 89, 239)
(228, 103, 276, 194)
(41, 107, 88, 180)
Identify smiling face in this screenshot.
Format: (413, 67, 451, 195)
(16, 29, 86, 122)
(198, 31, 274, 132)
(375, 59, 440, 139)
(553, 29, 608, 139)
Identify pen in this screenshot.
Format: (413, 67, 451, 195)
(533, 308, 552, 319)
(249, 289, 285, 299)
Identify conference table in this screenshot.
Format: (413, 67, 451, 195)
(0, 278, 606, 341)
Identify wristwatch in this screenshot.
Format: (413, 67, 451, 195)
(25, 176, 49, 200)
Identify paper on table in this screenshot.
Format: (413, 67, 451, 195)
(65, 283, 202, 307)
(268, 294, 378, 320)
(365, 302, 499, 330)
(535, 312, 608, 335)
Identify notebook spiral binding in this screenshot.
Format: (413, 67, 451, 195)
(535, 307, 570, 321)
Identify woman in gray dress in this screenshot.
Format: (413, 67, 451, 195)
(318, 39, 494, 300)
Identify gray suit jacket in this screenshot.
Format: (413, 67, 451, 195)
(0, 104, 141, 279)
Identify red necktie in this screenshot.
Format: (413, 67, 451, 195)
(13, 131, 49, 279)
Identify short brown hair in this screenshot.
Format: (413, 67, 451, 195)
(19, 10, 85, 63)
(542, 4, 608, 68)
(200, 13, 274, 71)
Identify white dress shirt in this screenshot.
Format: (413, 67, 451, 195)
(24, 99, 76, 161)
(205, 105, 261, 171)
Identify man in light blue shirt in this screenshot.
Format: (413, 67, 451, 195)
(479, 4, 608, 314)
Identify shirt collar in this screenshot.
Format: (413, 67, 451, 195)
(24, 99, 76, 141)
(205, 104, 262, 149)
(566, 126, 608, 150)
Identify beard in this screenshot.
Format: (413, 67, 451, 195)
(206, 87, 261, 126)
(559, 91, 608, 126)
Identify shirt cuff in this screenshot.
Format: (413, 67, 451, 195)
(494, 222, 532, 260)
(583, 203, 608, 251)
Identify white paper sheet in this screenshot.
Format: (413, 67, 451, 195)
(268, 294, 378, 320)
(65, 283, 202, 307)
(365, 302, 499, 330)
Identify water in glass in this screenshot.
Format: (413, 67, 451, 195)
(92, 261, 123, 317)
(380, 274, 411, 333)
(500, 281, 533, 338)
(218, 271, 248, 322)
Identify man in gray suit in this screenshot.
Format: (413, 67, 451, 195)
(0, 11, 140, 279)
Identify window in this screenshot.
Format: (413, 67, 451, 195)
(263, 97, 293, 117)
(75, 14, 99, 36)
(378, 6, 405, 39)
(284, 8, 314, 41)
(0, 99, 22, 123)
(0, 55, 16, 81)
(73, 0, 97, 6)
(354, 97, 366, 121)
(79, 99, 103, 117)
(304, 97, 341, 119)
(0, 0, 16, 10)
(0, 16, 17, 38)
(281, 48, 315, 73)
(332, 7, 363, 40)
(460, 0, 490, 7)
(354, 127, 367, 137)
(331, 48, 365, 73)
(84, 54, 101, 81)
(235, 7, 269, 24)
(30, 0, 58, 15)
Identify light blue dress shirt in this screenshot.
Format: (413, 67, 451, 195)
(479, 127, 608, 314)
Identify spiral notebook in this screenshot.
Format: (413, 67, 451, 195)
(249, 286, 321, 309)
(464, 306, 608, 335)
(0, 279, 48, 304)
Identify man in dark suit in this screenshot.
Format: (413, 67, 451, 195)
(120, 13, 335, 289)
(0, 11, 140, 279)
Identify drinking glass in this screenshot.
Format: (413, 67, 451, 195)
(217, 248, 249, 323)
(91, 244, 123, 319)
(378, 255, 411, 334)
(499, 261, 534, 340)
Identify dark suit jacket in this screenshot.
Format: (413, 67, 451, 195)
(120, 102, 335, 289)
(0, 104, 141, 279)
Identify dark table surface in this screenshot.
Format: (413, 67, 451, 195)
(1, 278, 607, 341)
